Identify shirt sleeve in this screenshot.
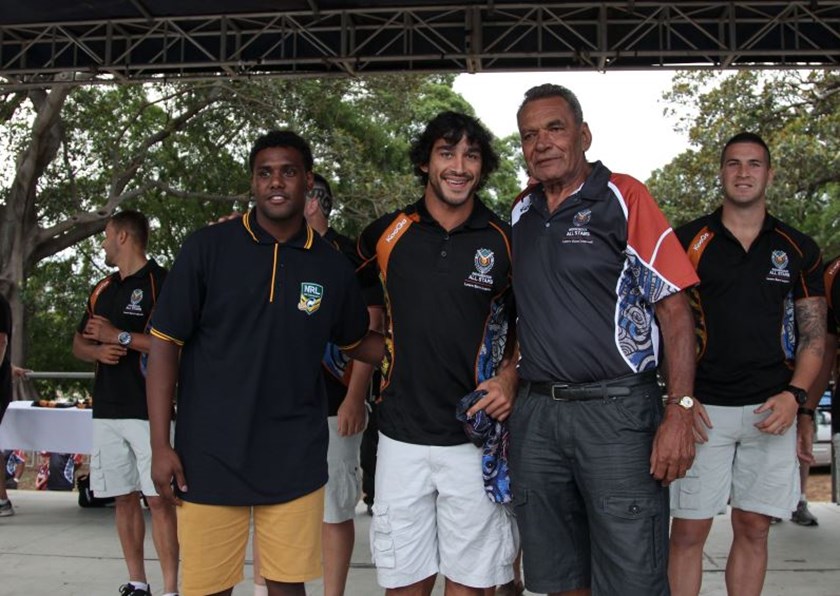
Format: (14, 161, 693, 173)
(149, 234, 205, 346)
(828, 259, 840, 335)
(355, 218, 387, 305)
(0, 296, 10, 336)
(617, 174, 700, 302)
(331, 265, 371, 350)
(794, 235, 824, 301)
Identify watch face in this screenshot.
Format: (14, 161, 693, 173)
(118, 332, 131, 346)
(679, 396, 695, 409)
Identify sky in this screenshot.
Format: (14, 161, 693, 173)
(453, 70, 690, 182)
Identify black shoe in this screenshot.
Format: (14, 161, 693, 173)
(119, 583, 152, 596)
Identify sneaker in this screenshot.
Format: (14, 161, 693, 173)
(5, 477, 18, 489)
(769, 516, 782, 525)
(119, 583, 152, 596)
(791, 500, 818, 526)
(0, 499, 13, 517)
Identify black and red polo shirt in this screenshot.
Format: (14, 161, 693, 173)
(676, 208, 824, 407)
(511, 161, 698, 384)
(150, 210, 370, 505)
(78, 259, 167, 420)
(823, 256, 839, 433)
(357, 197, 513, 446)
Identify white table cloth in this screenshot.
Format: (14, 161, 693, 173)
(0, 401, 92, 453)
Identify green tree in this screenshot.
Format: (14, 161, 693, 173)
(648, 70, 840, 256)
(1, 74, 520, 397)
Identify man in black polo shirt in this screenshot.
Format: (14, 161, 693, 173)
(357, 111, 518, 595)
(146, 130, 383, 596)
(669, 133, 826, 596)
(794, 255, 840, 527)
(509, 84, 699, 596)
(73, 210, 178, 596)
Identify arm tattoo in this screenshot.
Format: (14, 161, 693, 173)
(795, 297, 827, 359)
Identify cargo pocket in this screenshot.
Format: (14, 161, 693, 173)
(672, 476, 701, 511)
(370, 503, 396, 569)
(89, 450, 106, 493)
(602, 493, 664, 573)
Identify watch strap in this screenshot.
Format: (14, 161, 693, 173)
(797, 407, 815, 418)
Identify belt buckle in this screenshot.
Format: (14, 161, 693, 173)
(550, 384, 570, 401)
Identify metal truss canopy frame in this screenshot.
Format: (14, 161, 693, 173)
(1, 1, 839, 87)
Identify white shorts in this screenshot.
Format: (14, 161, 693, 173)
(670, 404, 799, 520)
(370, 433, 517, 589)
(324, 416, 364, 524)
(91, 418, 158, 498)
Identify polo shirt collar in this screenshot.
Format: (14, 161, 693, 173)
(113, 258, 157, 283)
(241, 208, 316, 249)
(411, 195, 493, 230)
(527, 160, 611, 210)
(708, 206, 778, 238)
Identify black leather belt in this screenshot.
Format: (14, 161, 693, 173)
(528, 371, 658, 401)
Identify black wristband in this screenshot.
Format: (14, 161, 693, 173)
(797, 407, 815, 419)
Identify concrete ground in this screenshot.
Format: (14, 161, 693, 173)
(1, 490, 839, 595)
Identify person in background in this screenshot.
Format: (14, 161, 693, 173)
(794, 255, 840, 526)
(72, 210, 179, 596)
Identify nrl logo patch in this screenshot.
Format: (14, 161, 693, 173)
(298, 282, 324, 315)
(130, 289, 144, 304)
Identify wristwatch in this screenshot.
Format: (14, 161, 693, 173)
(117, 331, 133, 347)
(666, 395, 695, 410)
(785, 384, 808, 405)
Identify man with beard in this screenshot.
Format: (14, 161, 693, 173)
(357, 111, 518, 595)
(146, 130, 383, 596)
(72, 210, 179, 596)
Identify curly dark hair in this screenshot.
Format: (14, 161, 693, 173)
(409, 111, 499, 191)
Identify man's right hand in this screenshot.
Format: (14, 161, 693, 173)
(97, 343, 127, 365)
(151, 445, 187, 506)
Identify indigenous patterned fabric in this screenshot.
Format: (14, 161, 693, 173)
(455, 390, 511, 504)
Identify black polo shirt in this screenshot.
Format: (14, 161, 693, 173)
(150, 210, 370, 506)
(824, 256, 840, 433)
(0, 293, 11, 409)
(78, 259, 167, 420)
(321, 227, 376, 417)
(676, 208, 824, 407)
(511, 161, 698, 384)
(357, 197, 513, 446)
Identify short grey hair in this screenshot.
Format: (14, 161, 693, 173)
(517, 84, 585, 125)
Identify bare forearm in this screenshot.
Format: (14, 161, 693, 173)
(146, 337, 180, 448)
(72, 333, 100, 363)
(654, 292, 696, 397)
(792, 297, 827, 393)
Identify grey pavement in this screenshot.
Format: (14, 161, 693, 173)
(1, 490, 839, 595)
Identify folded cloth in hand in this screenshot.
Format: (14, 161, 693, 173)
(455, 390, 512, 504)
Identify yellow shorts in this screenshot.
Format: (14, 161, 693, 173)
(177, 487, 325, 595)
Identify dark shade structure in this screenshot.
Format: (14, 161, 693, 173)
(1, 1, 839, 87)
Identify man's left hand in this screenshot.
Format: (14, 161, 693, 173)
(337, 396, 367, 437)
(650, 406, 695, 486)
(754, 391, 798, 435)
